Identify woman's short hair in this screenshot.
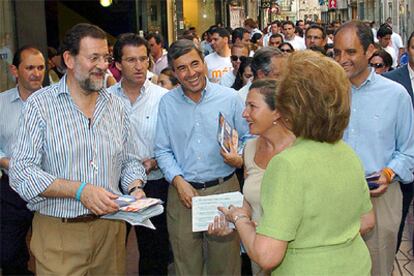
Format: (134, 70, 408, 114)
(275, 50, 350, 143)
(369, 49, 393, 68)
(249, 79, 277, 111)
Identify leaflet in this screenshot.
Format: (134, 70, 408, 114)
(192, 191, 243, 232)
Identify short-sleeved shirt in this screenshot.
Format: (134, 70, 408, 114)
(257, 138, 372, 275)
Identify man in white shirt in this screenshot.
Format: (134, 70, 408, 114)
(282, 21, 306, 50)
(263, 20, 281, 47)
(377, 25, 398, 68)
(220, 43, 249, 87)
(108, 33, 169, 276)
(205, 27, 233, 83)
(146, 32, 168, 75)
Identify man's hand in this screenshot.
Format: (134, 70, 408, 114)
(143, 158, 158, 175)
(220, 130, 243, 168)
(370, 169, 391, 197)
(80, 184, 119, 215)
(0, 157, 10, 170)
(172, 176, 199, 209)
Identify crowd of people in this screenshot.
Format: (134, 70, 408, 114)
(0, 17, 413, 276)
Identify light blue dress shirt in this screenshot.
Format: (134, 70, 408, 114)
(0, 87, 24, 162)
(155, 79, 249, 183)
(10, 76, 146, 218)
(343, 69, 414, 183)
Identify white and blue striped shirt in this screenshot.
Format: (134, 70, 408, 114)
(0, 87, 24, 162)
(108, 79, 168, 180)
(9, 76, 146, 218)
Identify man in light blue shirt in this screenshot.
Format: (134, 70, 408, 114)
(0, 45, 45, 275)
(155, 39, 248, 275)
(334, 21, 414, 276)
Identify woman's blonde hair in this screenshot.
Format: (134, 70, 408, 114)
(275, 50, 351, 143)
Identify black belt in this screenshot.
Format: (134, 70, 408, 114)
(61, 214, 99, 223)
(189, 172, 234, 190)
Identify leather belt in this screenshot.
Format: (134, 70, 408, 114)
(61, 214, 99, 223)
(189, 172, 234, 190)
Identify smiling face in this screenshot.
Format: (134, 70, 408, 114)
(66, 36, 109, 94)
(171, 48, 207, 96)
(333, 27, 375, 86)
(242, 88, 277, 135)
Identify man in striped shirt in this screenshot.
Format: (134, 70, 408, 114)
(108, 33, 169, 276)
(0, 45, 45, 275)
(9, 23, 146, 275)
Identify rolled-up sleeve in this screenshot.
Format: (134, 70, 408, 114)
(9, 99, 56, 202)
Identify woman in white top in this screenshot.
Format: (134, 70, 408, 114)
(215, 79, 295, 275)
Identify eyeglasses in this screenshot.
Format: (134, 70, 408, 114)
(280, 48, 293, 53)
(84, 54, 113, 64)
(230, 55, 247, 62)
(122, 56, 149, 64)
(370, 63, 385, 69)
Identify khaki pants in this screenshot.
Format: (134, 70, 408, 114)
(363, 182, 402, 276)
(31, 212, 126, 276)
(167, 175, 242, 275)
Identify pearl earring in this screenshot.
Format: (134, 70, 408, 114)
(273, 121, 277, 125)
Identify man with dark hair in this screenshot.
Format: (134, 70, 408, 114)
(155, 39, 248, 275)
(205, 27, 232, 83)
(268, 33, 284, 47)
(377, 24, 397, 68)
(220, 43, 249, 87)
(108, 33, 169, 275)
(231, 27, 250, 47)
(238, 47, 285, 101)
(334, 21, 414, 276)
(9, 23, 147, 275)
(0, 45, 45, 275)
(305, 24, 327, 49)
(383, 31, 414, 252)
(263, 20, 281, 47)
(146, 32, 168, 75)
(282, 21, 305, 50)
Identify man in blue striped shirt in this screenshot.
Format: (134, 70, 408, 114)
(9, 23, 146, 275)
(0, 45, 46, 275)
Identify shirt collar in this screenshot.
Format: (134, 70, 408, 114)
(56, 74, 110, 101)
(179, 77, 210, 103)
(10, 86, 22, 103)
(408, 63, 414, 80)
(352, 68, 376, 90)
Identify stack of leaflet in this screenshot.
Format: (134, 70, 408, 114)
(102, 195, 164, 229)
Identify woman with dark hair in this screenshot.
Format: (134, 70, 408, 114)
(251, 33, 263, 52)
(209, 51, 374, 275)
(157, 67, 179, 90)
(278, 42, 294, 54)
(369, 49, 393, 74)
(231, 57, 253, 90)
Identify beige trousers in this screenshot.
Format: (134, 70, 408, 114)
(30, 212, 126, 276)
(167, 174, 242, 276)
(363, 182, 402, 276)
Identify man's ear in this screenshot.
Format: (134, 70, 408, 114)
(9, 64, 18, 78)
(365, 44, 376, 60)
(63, 51, 74, 70)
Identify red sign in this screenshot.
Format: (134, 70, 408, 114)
(328, 0, 337, 9)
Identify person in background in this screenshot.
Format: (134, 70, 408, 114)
(369, 50, 393, 74)
(281, 21, 305, 50)
(158, 67, 179, 90)
(1, 45, 46, 276)
(205, 27, 232, 83)
(244, 18, 262, 38)
(376, 24, 398, 68)
(47, 46, 60, 83)
(268, 33, 284, 48)
(146, 32, 168, 76)
(209, 50, 375, 275)
(220, 43, 249, 88)
(278, 42, 294, 54)
(231, 57, 253, 91)
(263, 21, 281, 47)
(251, 33, 264, 52)
(305, 24, 327, 50)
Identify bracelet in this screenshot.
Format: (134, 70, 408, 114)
(75, 182, 87, 201)
(128, 185, 143, 195)
(382, 168, 394, 184)
(233, 214, 249, 225)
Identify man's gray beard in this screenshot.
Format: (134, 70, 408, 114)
(79, 77, 104, 93)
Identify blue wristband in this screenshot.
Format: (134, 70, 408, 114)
(75, 182, 87, 201)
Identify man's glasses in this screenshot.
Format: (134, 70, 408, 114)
(370, 63, 385, 69)
(230, 55, 247, 62)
